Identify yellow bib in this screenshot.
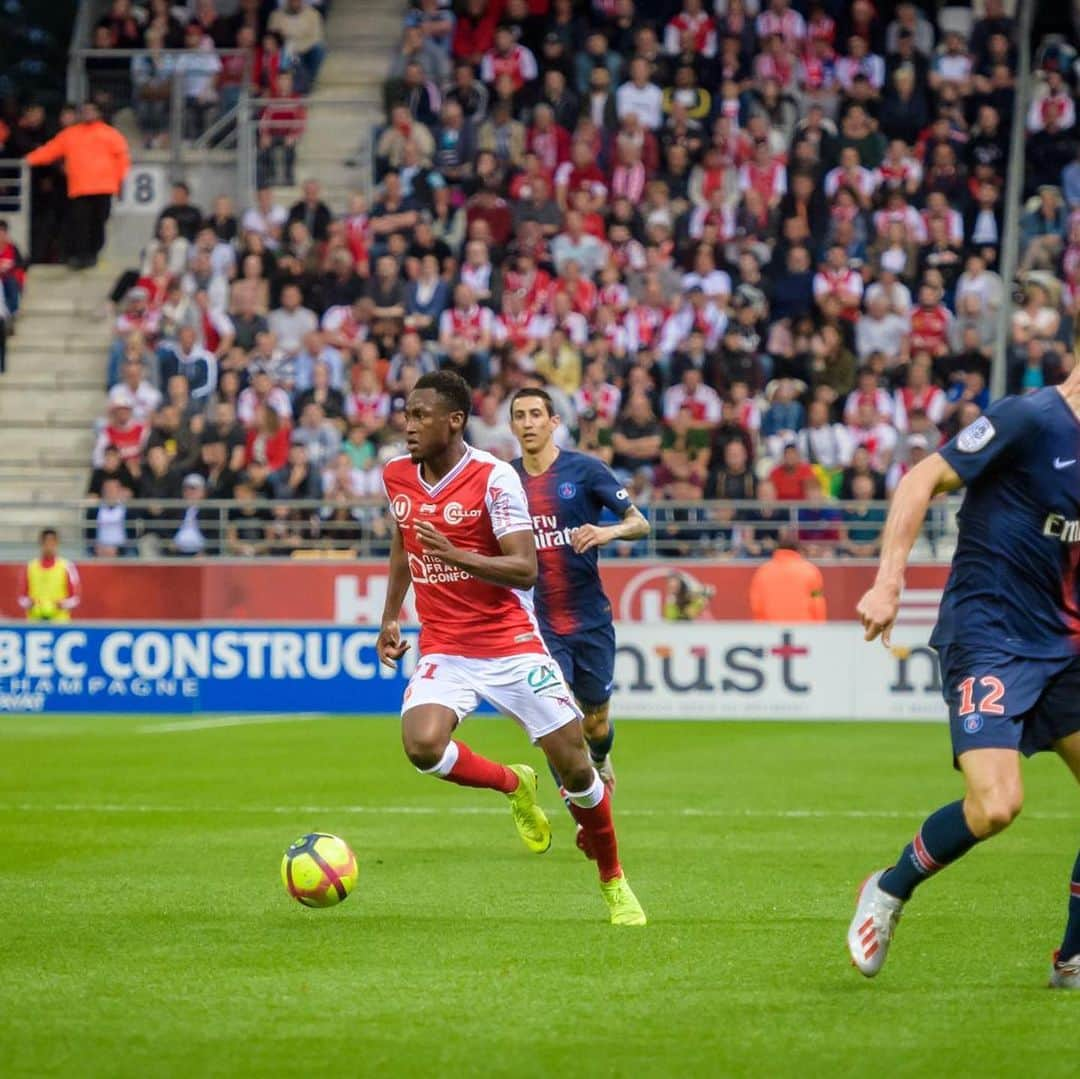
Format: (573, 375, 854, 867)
(26, 558, 73, 622)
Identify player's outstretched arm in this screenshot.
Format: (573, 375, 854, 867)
(857, 452, 962, 644)
(415, 521, 538, 590)
(377, 523, 412, 667)
(572, 506, 651, 554)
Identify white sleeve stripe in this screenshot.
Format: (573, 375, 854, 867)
(485, 461, 533, 539)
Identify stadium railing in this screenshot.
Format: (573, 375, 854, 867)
(67, 48, 253, 172)
(233, 95, 375, 205)
(66, 48, 373, 215)
(64, 0, 100, 102)
(0, 160, 32, 256)
(0, 498, 959, 561)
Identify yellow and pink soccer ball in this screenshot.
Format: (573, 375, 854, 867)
(281, 832, 358, 908)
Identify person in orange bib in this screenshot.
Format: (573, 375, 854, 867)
(24, 102, 130, 270)
(749, 532, 827, 622)
(18, 529, 82, 622)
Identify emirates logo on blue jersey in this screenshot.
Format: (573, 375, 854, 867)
(558, 482, 576, 499)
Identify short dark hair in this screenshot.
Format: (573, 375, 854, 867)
(39, 528, 58, 542)
(509, 387, 554, 417)
(414, 370, 472, 416)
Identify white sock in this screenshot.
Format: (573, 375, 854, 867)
(564, 769, 604, 809)
(417, 741, 459, 777)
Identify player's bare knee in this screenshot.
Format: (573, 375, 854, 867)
(401, 724, 450, 770)
(541, 738, 592, 791)
(402, 738, 446, 771)
(560, 761, 596, 792)
(967, 789, 1023, 836)
(582, 704, 609, 741)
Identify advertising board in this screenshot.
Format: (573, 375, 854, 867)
(0, 623, 944, 722)
(0, 563, 950, 624)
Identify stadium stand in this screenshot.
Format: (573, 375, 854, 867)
(0, 1, 1076, 560)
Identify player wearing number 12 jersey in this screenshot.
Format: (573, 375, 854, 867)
(848, 382, 1080, 986)
(376, 371, 646, 926)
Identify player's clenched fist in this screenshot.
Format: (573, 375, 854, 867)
(377, 621, 410, 667)
(856, 584, 900, 645)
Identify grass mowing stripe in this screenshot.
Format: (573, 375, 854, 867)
(2, 717, 1077, 1078)
(137, 714, 333, 733)
(0, 801, 1074, 821)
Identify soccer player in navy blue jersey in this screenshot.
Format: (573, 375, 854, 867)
(509, 388, 649, 838)
(848, 379, 1080, 988)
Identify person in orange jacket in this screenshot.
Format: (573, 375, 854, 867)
(24, 102, 130, 270)
(749, 531, 827, 622)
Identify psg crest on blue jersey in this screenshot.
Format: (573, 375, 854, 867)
(558, 482, 577, 499)
(963, 713, 984, 734)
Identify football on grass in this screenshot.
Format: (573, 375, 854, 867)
(281, 833, 358, 908)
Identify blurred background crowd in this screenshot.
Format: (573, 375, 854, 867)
(7, 0, 1077, 558)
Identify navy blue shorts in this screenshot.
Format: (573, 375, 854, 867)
(937, 645, 1080, 761)
(544, 623, 616, 708)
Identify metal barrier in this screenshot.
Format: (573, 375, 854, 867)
(235, 95, 374, 208)
(0, 497, 959, 561)
(67, 49, 372, 213)
(0, 161, 31, 256)
(67, 49, 253, 177)
(989, 0, 1036, 400)
(65, 0, 102, 103)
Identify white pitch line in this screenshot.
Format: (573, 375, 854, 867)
(0, 802, 1074, 822)
(138, 714, 333, 734)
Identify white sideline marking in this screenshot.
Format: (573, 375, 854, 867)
(0, 802, 1073, 822)
(138, 714, 332, 734)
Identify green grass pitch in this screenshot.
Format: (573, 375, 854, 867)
(1, 715, 1076, 1078)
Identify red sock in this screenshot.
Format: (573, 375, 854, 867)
(568, 788, 622, 882)
(445, 740, 517, 793)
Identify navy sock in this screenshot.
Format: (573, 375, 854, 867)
(586, 718, 615, 764)
(879, 800, 979, 901)
(1058, 851, 1080, 960)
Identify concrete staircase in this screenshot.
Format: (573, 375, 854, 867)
(0, 1, 406, 550)
(272, 0, 406, 212)
(0, 263, 114, 547)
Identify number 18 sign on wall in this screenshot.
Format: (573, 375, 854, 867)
(114, 165, 167, 214)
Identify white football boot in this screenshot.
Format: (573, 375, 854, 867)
(1049, 952, 1080, 989)
(847, 869, 905, 977)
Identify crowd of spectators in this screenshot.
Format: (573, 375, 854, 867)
(85, 0, 1080, 560)
(88, 0, 325, 181)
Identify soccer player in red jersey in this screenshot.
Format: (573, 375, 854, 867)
(377, 371, 646, 926)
